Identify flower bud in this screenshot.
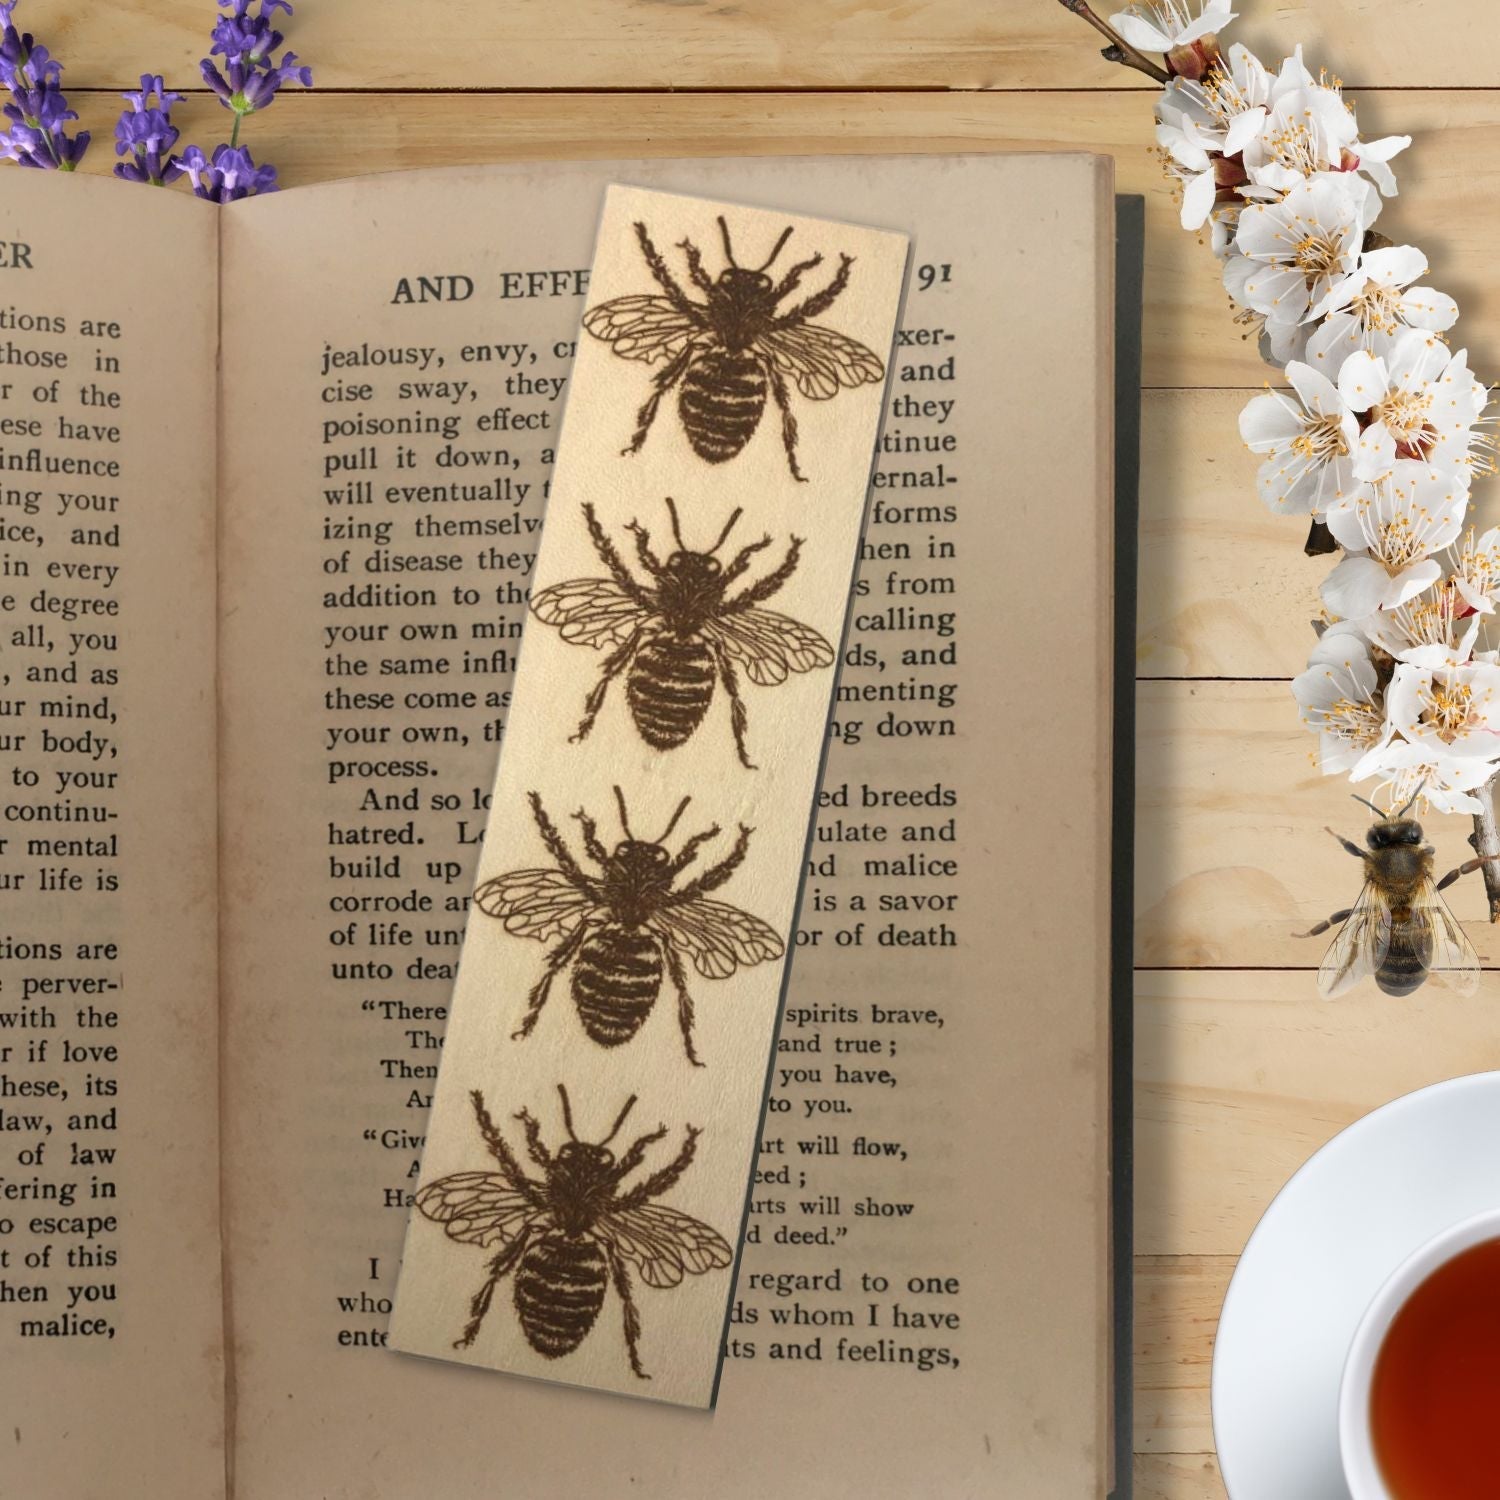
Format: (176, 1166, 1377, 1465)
(1166, 34, 1223, 80)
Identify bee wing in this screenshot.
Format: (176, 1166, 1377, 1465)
(652, 898, 786, 981)
(599, 1203, 735, 1290)
(1318, 882, 1393, 999)
(414, 1172, 540, 1248)
(474, 868, 596, 944)
(703, 607, 836, 687)
(1416, 880, 1482, 997)
(760, 320, 886, 400)
(581, 295, 703, 364)
(531, 577, 652, 650)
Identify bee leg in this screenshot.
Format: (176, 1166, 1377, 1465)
(1434, 851, 1500, 893)
(676, 235, 714, 295)
(572, 808, 610, 866)
(457, 1231, 530, 1349)
(512, 925, 590, 1041)
(719, 533, 775, 592)
(668, 824, 724, 878)
(633, 221, 699, 317)
(765, 361, 807, 482)
(604, 1241, 650, 1379)
(624, 346, 692, 456)
(582, 503, 657, 602)
(624, 519, 665, 577)
(723, 536, 804, 611)
(1324, 826, 1367, 860)
(613, 1122, 705, 1209)
(471, 1091, 550, 1203)
(611, 1121, 671, 1184)
(668, 825, 754, 904)
(513, 1107, 553, 1171)
(1296, 908, 1355, 940)
(774, 252, 854, 326)
(662, 939, 705, 1067)
(528, 793, 604, 898)
(572, 632, 641, 744)
(711, 642, 757, 770)
(770, 252, 824, 304)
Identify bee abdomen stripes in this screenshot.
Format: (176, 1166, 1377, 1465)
(679, 348, 766, 464)
(514, 1233, 609, 1358)
(1377, 927, 1434, 997)
(572, 925, 664, 1046)
(626, 636, 716, 748)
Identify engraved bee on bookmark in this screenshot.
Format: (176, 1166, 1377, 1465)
(415, 1086, 732, 1378)
(530, 498, 836, 768)
(475, 787, 784, 1065)
(582, 216, 886, 480)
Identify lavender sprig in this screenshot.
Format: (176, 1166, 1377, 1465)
(0, 1, 88, 170)
(113, 74, 183, 185)
(200, 0, 311, 146)
(176, 142, 277, 202)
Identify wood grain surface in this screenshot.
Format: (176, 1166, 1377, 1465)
(54, 4, 1500, 1493)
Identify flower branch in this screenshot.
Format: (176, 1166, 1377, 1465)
(1055, 0, 1171, 83)
(1057, 1, 1500, 917)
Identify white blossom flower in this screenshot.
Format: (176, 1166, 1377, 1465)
(1156, 86, 1232, 230)
(1321, 463, 1468, 618)
(1351, 737, 1497, 816)
(1453, 528, 1500, 616)
(1386, 657, 1500, 764)
(1185, 42, 1275, 156)
(1239, 362, 1362, 514)
(1239, 49, 1409, 201)
(1292, 620, 1390, 774)
(1345, 134, 1412, 199)
(1306, 245, 1458, 367)
(1156, 44, 1272, 235)
(1110, 1, 1236, 55)
(1362, 583, 1480, 669)
(1338, 330, 1489, 485)
(1225, 174, 1377, 362)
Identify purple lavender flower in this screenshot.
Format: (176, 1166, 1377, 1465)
(0, 11, 88, 171)
(177, 142, 277, 202)
(200, 0, 311, 138)
(113, 73, 184, 185)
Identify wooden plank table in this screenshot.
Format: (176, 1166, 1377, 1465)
(61, 5, 1500, 1494)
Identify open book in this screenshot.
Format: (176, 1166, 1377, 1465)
(0, 154, 1135, 1498)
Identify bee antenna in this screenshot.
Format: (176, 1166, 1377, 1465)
(601, 1094, 639, 1145)
(1395, 779, 1428, 820)
(717, 215, 738, 268)
(1350, 793, 1385, 818)
(755, 225, 796, 272)
(557, 1084, 579, 1142)
(658, 795, 692, 843)
(710, 507, 744, 553)
(613, 785, 635, 841)
(664, 496, 687, 552)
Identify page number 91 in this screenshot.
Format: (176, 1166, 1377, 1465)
(916, 263, 952, 291)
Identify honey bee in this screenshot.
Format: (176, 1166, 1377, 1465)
(415, 1085, 733, 1378)
(582, 216, 886, 480)
(475, 787, 785, 1065)
(1299, 790, 1499, 997)
(531, 497, 835, 769)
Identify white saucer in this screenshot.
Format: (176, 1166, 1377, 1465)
(1212, 1071, 1500, 1499)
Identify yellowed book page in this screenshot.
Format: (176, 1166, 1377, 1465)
(219, 153, 1111, 1497)
(0, 173, 223, 1500)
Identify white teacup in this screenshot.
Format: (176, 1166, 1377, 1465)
(1338, 1206, 1500, 1499)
